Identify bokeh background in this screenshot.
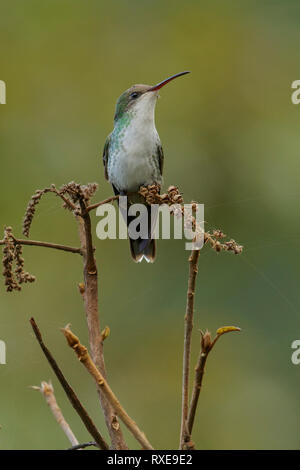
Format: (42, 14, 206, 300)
(1, 0, 300, 450)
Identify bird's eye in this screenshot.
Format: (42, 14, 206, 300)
(130, 92, 139, 99)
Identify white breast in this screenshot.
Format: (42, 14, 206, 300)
(108, 93, 162, 192)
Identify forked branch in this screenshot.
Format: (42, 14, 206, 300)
(77, 195, 127, 449)
(30, 317, 109, 450)
(180, 249, 200, 449)
(62, 325, 154, 450)
(187, 326, 241, 444)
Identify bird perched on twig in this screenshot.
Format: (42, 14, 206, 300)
(103, 71, 190, 263)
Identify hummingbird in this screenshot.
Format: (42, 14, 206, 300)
(102, 71, 190, 263)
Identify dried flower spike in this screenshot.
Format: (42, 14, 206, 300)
(2, 227, 19, 291)
(22, 189, 50, 237)
(138, 184, 243, 256)
(22, 182, 99, 236)
(2, 227, 36, 291)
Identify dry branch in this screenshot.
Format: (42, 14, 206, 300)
(30, 317, 109, 450)
(32, 381, 79, 447)
(62, 325, 154, 450)
(87, 195, 119, 212)
(77, 198, 127, 449)
(180, 249, 200, 450)
(186, 326, 241, 446)
(68, 441, 99, 450)
(186, 330, 210, 438)
(0, 238, 81, 254)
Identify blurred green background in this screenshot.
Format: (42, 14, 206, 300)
(1, 0, 300, 450)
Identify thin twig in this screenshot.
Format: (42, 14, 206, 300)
(67, 441, 99, 450)
(62, 325, 154, 450)
(51, 187, 78, 212)
(30, 317, 109, 450)
(32, 381, 79, 447)
(87, 195, 119, 212)
(186, 331, 210, 440)
(0, 238, 81, 255)
(187, 326, 241, 444)
(77, 198, 127, 450)
(180, 249, 200, 450)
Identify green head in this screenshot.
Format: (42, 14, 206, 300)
(114, 71, 190, 122)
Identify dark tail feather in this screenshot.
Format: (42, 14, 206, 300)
(128, 203, 157, 263)
(129, 237, 156, 263)
(112, 185, 157, 263)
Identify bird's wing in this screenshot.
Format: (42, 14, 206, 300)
(157, 142, 164, 175)
(102, 133, 111, 181)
